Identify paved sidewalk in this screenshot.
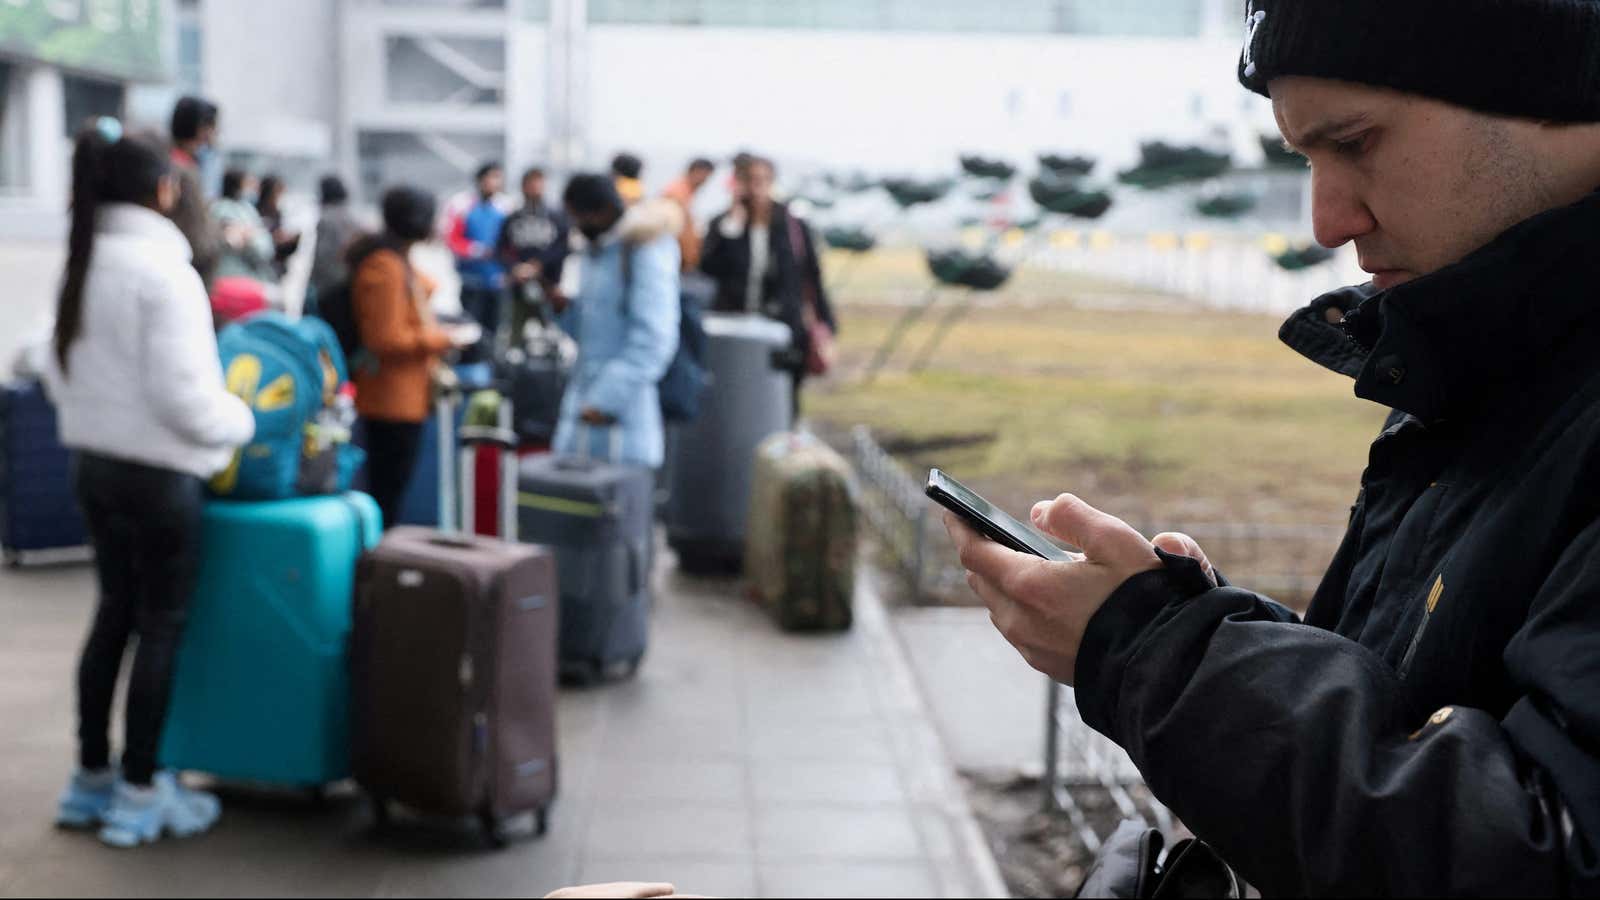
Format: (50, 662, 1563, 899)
(894, 607, 1046, 774)
(0, 547, 1005, 898)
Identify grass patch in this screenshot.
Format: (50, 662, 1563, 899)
(805, 272, 1385, 605)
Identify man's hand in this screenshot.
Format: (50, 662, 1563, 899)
(945, 494, 1213, 685)
(444, 322, 483, 350)
(513, 261, 541, 284)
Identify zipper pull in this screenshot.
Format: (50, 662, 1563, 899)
(459, 653, 474, 690)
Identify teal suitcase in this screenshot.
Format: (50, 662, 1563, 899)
(160, 492, 381, 789)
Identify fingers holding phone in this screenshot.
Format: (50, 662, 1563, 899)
(929, 471, 1164, 685)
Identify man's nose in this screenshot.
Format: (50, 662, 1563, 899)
(1309, 167, 1377, 249)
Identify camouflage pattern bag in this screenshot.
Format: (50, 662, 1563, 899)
(745, 432, 859, 631)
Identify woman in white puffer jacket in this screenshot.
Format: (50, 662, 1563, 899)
(43, 120, 254, 849)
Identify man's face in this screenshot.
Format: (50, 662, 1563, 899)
(480, 168, 504, 198)
(687, 167, 712, 191)
(197, 123, 218, 148)
(740, 163, 775, 207)
(1272, 76, 1558, 290)
(524, 175, 545, 203)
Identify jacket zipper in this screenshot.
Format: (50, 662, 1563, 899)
(1397, 575, 1443, 679)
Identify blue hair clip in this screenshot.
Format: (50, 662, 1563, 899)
(95, 116, 122, 143)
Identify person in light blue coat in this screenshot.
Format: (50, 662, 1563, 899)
(550, 174, 683, 468)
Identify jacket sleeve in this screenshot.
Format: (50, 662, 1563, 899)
(698, 213, 737, 279)
(445, 208, 478, 262)
(803, 221, 838, 333)
(544, 213, 571, 286)
(495, 211, 517, 266)
(176, 170, 222, 285)
(140, 267, 255, 449)
(582, 237, 681, 418)
(354, 256, 452, 361)
(1075, 536, 1600, 897)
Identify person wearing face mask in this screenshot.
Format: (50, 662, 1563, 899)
(45, 120, 256, 848)
(211, 169, 278, 286)
(167, 96, 223, 288)
(549, 174, 682, 469)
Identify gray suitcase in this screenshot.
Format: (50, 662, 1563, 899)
(517, 436, 655, 684)
(662, 314, 793, 573)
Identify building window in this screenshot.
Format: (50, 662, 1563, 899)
(587, 0, 1203, 36)
(178, 0, 203, 95)
(62, 74, 124, 137)
(0, 61, 21, 192)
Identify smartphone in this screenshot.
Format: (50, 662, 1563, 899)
(926, 468, 1075, 562)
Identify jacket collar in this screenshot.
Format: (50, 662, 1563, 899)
(96, 204, 193, 263)
(1281, 189, 1600, 422)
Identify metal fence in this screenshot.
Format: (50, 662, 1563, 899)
(852, 425, 1346, 607)
(1043, 679, 1171, 852)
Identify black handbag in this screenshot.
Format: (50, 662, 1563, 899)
(1076, 821, 1242, 899)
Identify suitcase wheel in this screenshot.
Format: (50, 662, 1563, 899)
(535, 807, 550, 837)
(3, 550, 18, 569)
(480, 811, 508, 849)
(625, 655, 644, 679)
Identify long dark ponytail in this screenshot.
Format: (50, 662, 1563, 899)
(56, 120, 172, 376)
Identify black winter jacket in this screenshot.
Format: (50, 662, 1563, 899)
(1077, 190, 1600, 896)
(699, 202, 838, 371)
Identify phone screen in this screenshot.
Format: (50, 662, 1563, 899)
(926, 469, 1075, 562)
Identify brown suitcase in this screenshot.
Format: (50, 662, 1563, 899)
(351, 522, 558, 844)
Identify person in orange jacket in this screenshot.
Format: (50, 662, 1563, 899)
(661, 158, 714, 272)
(348, 185, 479, 528)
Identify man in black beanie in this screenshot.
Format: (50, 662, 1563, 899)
(945, 1, 1600, 894)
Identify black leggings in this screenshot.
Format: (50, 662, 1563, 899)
(74, 453, 205, 787)
(363, 418, 425, 530)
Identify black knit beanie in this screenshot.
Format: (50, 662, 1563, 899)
(1237, 0, 1600, 122)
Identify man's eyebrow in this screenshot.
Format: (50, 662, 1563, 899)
(1281, 114, 1373, 153)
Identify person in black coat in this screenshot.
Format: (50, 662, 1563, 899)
(699, 156, 837, 419)
(944, 4, 1600, 896)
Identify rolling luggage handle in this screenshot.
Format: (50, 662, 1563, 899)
(459, 395, 520, 542)
(434, 382, 463, 534)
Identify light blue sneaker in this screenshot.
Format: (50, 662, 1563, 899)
(97, 772, 221, 849)
(55, 768, 117, 830)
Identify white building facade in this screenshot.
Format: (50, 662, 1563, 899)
(3, 0, 1287, 235)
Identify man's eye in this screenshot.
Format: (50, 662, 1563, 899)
(1333, 135, 1368, 157)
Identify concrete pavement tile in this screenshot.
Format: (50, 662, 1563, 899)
(757, 861, 939, 898)
(754, 807, 922, 862)
(590, 759, 747, 806)
(585, 804, 752, 860)
(743, 684, 878, 725)
(576, 859, 757, 898)
(596, 715, 744, 761)
(748, 761, 907, 808)
(746, 719, 896, 763)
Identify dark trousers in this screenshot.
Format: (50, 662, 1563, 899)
(363, 418, 425, 530)
(459, 284, 504, 364)
(74, 453, 205, 786)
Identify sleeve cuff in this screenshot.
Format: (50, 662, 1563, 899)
(1074, 549, 1213, 736)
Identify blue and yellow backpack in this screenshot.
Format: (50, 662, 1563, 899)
(210, 313, 365, 500)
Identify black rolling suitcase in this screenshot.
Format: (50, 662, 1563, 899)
(517, 427, 654, 684)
